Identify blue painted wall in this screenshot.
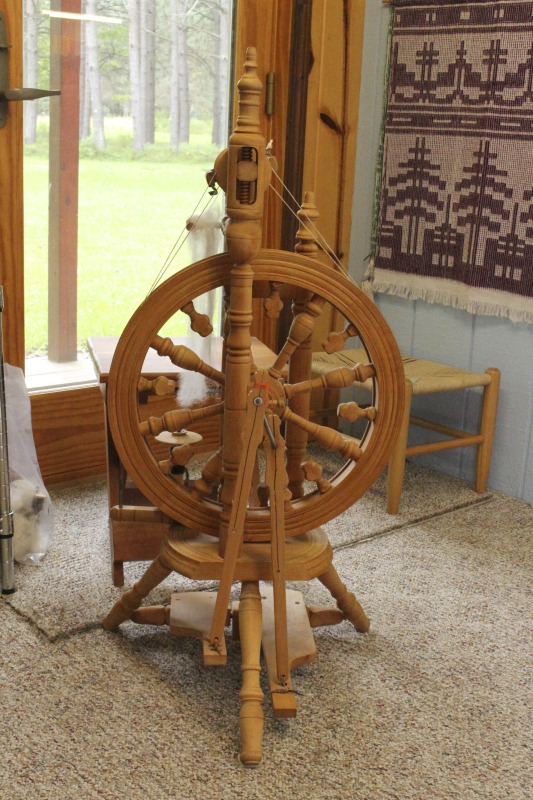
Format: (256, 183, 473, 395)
(349, 2, 533, 502)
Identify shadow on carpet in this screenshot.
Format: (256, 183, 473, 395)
(5, 462, 490, 640)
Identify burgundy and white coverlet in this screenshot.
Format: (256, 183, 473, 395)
(373, 0, 533, 324)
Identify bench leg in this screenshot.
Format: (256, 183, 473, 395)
(475, 368, 500, 493)
(386, 378, 412, 515)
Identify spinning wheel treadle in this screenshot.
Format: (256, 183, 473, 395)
(103, 47, 404, 766)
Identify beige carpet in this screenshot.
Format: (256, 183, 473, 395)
(5, 463, 490, 640)
(0, 487, 531, 799)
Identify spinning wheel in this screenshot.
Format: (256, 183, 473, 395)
(104, 48, 404, 766)
(107, 249, 402, 540)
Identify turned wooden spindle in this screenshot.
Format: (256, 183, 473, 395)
(318, 565, 370, 632)
(137, 375, 177, 396)
(301, 460, 332, 493)
(323, 323, 359, 354)
(238, 581, 265, 766)
(337, 401, 377, 422)
(269, 191, 323, 382)
(264, 281, 284, 319)
(285, 192, 321, 499)
(211, 48, 272, 545)
(280, 407, 362, 461)
(103, 555, 172, 631)
(139, 402, 223, 438)
(267, 294, 326, 381)
(294, 191, 320, 259)
(151, 335, 225, 384)
(284, 365, 371, 400)
(158, 444, 195, 475)
(268, 192, 324, 382)
(180, 300, 213, 337)
(190, 448, 223, 500)
(131, 606, 170, 626)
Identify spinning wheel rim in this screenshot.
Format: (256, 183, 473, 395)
(107, 250, 405, 537)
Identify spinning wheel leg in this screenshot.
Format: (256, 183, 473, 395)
(318, 564, 370, 632)
(103, 555, 172, 631)
(238, 581, 264, 767)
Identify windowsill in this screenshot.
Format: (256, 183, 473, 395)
(25, 354, 98, 392)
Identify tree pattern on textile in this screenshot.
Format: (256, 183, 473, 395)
(375, 0, 533, 301)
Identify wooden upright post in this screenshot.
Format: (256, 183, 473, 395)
(0, 1, 24, 368)
(213, 47, 272, 551)
(48, 0, 81, 362)
(285, 192, 320, 497)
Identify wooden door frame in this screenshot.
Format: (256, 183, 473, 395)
(0, 0, 24, 368)
(278, 0, 367, 355)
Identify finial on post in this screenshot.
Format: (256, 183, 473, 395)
(235, 47, 262, 135)
(295, 191, 320, 259)
(210, 48, 272, 263)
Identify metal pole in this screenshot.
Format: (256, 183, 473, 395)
(0, 286, 15, 594)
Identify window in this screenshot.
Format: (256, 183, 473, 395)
(23, 0, 231, 390)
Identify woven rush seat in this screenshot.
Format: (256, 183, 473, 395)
(312, 348, 500, 514)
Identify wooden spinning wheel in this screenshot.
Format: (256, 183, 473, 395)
(107, 249, 402, 539)
(104, 48, 405, 766)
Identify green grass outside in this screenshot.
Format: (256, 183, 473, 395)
(24, 118, 223, 356)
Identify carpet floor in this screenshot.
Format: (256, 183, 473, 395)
(5, 463, 489, 640)
(1, 467, 531, 799)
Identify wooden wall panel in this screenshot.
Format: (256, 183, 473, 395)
(304, 0, 365, 261)
(233, 0, 291, 251)
(303, 0, 366, 353)
(30, 386, 106, 484)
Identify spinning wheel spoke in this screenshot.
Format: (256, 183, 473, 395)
(264, 281, 284, 319)
(267, 293, 326, 380)
(338, 401, 377, 423)
(301, 460, 332, 494)
(157, 434, 200, 478)
(323, 323, 359, 354)
(280, 406, 362, 462)
(137, 375, 177, 396)
(283, 363, 376, 400)
(180, 300, 213, 336)
(150, 334, 225, 385)
(139, 402, 224, 439)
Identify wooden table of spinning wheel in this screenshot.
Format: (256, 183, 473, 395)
(88, 335, 279, 586)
